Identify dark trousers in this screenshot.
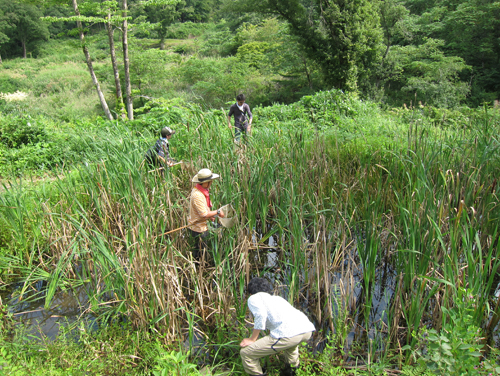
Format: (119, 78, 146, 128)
(188, 229, 209, 260)
(235, 126, 248, 142)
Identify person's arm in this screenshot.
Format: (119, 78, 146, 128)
(240, 329, 261, 347)
(204, 208, 225, 219)
(192, 192, 225, 220)
(240, 295, 266, 347)
(163, 143, 173, 166)
(246, 105, 253, 135)
(228, 106, 234, 129)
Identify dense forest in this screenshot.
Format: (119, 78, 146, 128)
(0, 0, 499, 113)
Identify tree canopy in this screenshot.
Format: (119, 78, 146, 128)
(0, 0, 49, 58)
(0, 0, 499, 109)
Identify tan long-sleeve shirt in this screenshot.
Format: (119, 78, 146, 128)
(188, 188, 210, 233)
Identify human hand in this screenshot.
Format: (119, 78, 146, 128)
(240, 338, 255, 347)
(218, 209, 225, 218)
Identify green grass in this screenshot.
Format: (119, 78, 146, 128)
(1, 91, 500, 374)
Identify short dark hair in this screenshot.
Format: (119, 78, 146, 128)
(247, 277, 273, 295)
(236, 94, 246, 102)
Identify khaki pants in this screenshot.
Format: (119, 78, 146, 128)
(240, 331, 312, 375)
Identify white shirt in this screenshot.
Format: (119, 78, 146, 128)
(247, 292, 315, 338)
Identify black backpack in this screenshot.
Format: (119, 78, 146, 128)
(145, 139, 163, 166)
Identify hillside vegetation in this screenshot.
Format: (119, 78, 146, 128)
(0, 1, 500, 375)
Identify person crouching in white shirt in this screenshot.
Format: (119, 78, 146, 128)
(240, 277, 316, 375)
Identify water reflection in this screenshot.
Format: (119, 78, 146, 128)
(1, 283, 97, 340)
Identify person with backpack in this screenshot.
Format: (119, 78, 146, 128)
(145, 127, 176, 169)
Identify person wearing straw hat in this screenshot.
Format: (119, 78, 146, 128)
(240, 277, 315, 376)
(187, 168, 225, 260)
(144, 126, 176, 169)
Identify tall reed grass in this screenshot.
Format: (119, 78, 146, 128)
(1, 97, 499, 369)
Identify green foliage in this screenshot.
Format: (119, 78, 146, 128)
(1, 89, 500, 376)
(236, 41, 270, 69)
(0, 73, 22, 94)
(165, 21, 210, 39)
(0, 319, 168, 375)
(152, 344, 199, 376)
(140, 0, 182, 48)
(0, 0, 498, 109)
(400, 39, 470, 108)
(130, 47, 182, 98)
(178, 56, 266, 107)
(408, 0, 500, 106)
(197, 22, 238, 57)
(404, 288, 500, 375)
(0, 115, 47, 148)
(0, 0, 49, 58)
(230, 0, 383, 92)
(400, 364, 434, 376)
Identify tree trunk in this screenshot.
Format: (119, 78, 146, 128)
(122, 0, 133, 120)
(106, 14, 126, 119)
(22, 40, 26, 58)
(72, 0, 113, 121)
(301, 55, 313, 90)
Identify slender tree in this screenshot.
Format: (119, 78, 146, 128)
(103, 5, 126, 118)
(121, 0, 133, 119)
(0, 8, 13, 63)
(71, 0, 114, 120)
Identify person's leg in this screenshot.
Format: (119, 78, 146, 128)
(240, 335, 281, 375)
(280, 332, 312, 368)
(189, 229, 207, 260)
(241, 125, 249, 144)
(198, 230, 209, 261)
(235, 127, 242, 143)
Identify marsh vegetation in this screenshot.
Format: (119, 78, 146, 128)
(1, 89, 500, 375)
(1, 1, 500, 373)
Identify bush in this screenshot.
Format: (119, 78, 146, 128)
(0, 116, 48, 148)
(0, 75, 23, 94)
(166, 22, 209, 39)
(404, 288, 500, 376)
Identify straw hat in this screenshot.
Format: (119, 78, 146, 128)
(192, 168, 220, 183)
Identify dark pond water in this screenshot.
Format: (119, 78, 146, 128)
(1, 281, 97, 340)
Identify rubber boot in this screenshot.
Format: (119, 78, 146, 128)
(282, 364, 300, 376)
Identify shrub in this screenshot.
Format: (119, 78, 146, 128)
(0, 116, 48, 148)
(404, 288, 500, 375)
(165, 21, 209, 39)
